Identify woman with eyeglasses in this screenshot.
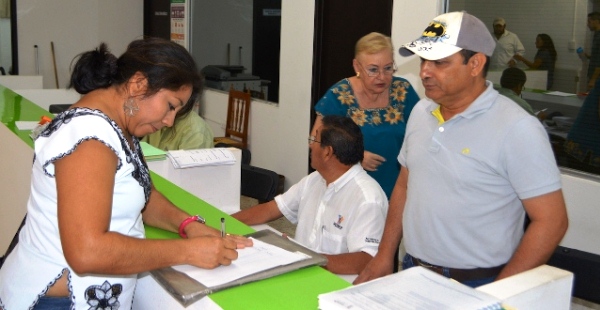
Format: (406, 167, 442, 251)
(313, 32, 419, 199)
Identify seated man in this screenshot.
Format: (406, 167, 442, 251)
(496, 67, 535, 115)
(232, 115, 388, 275)
(143, 110, 214, 150)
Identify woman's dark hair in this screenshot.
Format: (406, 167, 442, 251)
(68, 37, 203, 118)
(537, 33, 557, 63)
(319, 115, 364, 166)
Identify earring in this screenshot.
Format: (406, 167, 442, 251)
(123, 98, 139, 117)
(356, 72, 360, 79)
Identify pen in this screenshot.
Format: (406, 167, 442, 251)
(220, 217, 225, 237)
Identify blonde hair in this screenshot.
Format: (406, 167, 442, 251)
(355, 32, 394, 56)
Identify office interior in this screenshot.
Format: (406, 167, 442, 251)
(1, 0, 599, 308)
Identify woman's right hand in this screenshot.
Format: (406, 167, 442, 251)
(513, 54, 525, 62)
(185, 235, 241, 269)
(362, 151, 385, 171)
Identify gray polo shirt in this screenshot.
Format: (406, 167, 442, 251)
(399, 82, 561, 269)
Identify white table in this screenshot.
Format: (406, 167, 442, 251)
(147, 148, 242, 214)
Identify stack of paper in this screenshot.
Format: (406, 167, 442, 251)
(318, 267, 503, 310)
(150, 230, 328, 307)
(172, 237, 310, 288)
(140, 142, 167, 161)
(167, 148, 235, 168)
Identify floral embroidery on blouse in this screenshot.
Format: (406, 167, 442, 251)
(333, 84, 356, 105)
(391, 80, 409, 102)
(351, 110, 368, 126)
(85, 281, 122, 309)
(333, 79, 410, 127)
(384, 106, 403, 124)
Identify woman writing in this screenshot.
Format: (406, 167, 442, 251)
(514, 33, 557, 90)
(313, 32, 419, 198)
(0, 38, 251, 309)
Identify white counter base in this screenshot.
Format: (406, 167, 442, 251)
(147, 148, 241, 214)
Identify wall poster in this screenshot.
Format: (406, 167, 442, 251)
(170, 0, 189, 49)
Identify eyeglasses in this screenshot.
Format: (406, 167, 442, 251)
(308, 135, 321, 144)
(357, 62, 397, 77)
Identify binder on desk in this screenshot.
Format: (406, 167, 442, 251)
(140, 141, 167, 161)
(150, 229, 328, 307)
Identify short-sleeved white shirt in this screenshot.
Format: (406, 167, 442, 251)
(275, 164, 388, 257)
(0, 108, 150, 309)
(399, 82, 561, 269)
(491, 29, 525, 69)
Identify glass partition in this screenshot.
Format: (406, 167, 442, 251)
(189, 0, 281, 103)
(448, 0, 600, 176)
(0, 0, 17, 75)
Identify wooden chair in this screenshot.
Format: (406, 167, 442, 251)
(214, 88, 251, 149)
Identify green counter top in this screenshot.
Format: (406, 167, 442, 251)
(0, 86, 54, 147)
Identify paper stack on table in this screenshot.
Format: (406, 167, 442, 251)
(318, 266, 503, 310)
(167, 148, 236, 168)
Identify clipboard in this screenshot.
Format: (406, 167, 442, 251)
(150, 229, 328, 307)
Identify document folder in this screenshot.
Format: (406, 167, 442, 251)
(150, 229, 328, 307)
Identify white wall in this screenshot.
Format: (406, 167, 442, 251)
(16, 0, 143, 89)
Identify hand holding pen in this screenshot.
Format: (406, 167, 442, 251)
(220, 217, 253, 249)
(221, 217, 226, 237)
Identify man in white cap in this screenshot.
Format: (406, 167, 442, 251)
(490, 17, 525, 69)
(354, 11, 568, 288)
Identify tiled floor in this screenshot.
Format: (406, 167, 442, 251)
(572, 298, 600, 309)
(241, 196, 599, 309)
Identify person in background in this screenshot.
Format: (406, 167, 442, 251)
(496, 67, 535, 115)
(313, 32, 419, 200)
(513, 33, 557, 90)
(356, 11, 568, 288)
(490, 17, 525, 69)
(0, 38, 251, 309)
(582, 12, 600, 90)
(142, 108, 214, 150)
(233, 115, 388, 275)
(564, 78, 600, 174)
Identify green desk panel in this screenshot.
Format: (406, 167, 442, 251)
(211, 267, 350, 309)
(1, 86, 55, 147)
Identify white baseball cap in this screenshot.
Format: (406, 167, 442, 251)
(399, 11, 496, 60)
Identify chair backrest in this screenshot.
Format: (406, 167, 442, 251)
(224, 89, 251, 149)
(241, 164, 280, 203)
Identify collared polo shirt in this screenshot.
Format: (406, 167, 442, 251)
(398, 82, 561, 268)
(275, 164, 388, 256)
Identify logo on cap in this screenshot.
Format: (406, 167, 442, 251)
(423, 21, 446, 38)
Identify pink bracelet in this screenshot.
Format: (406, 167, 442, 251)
(178, 215, 205, 238)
